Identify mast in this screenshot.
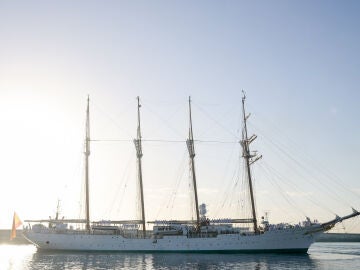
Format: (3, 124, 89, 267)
(186, 96, 200, 227)
(134, 96, 146, 237)
(84, 95, 91, 231)
(241, 92, 262, 233)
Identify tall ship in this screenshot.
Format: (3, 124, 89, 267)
(23, 94, 359, 252)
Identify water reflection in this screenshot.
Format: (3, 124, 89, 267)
(29, 250, 159, 269)
(27, 250, 316, 270)
(1, 243, 360, 270)
(150, 253, 315, 270)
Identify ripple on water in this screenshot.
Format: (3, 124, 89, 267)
(0, 243, 359, 270)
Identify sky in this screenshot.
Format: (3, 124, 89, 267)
(0, 1, 359, 232)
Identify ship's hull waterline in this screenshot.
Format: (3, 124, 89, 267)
(23, 228, 316, 253)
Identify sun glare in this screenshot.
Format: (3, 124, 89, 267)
(0, 91, 84, 228)
(0, 244, 36, 270)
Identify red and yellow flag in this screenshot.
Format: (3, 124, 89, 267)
(10, 212, 22, 240)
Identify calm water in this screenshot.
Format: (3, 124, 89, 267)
(1, 243, 359, 269)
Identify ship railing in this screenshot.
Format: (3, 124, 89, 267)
(24, 219, 144, 225)
(24, 219, 88, 224)
(148, 218, 255, 226)
(24, 219, 151, 236)
(119, 230, 152, 239)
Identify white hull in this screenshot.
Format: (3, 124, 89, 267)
(23, 227, 318, 253)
